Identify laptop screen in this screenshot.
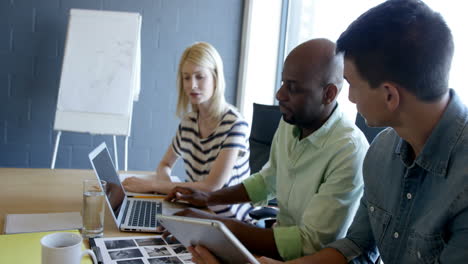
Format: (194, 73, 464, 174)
(89, 144, 126, 220)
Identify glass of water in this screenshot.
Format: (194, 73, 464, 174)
(82, 179, 106, 239)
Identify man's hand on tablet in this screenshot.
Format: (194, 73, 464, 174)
(189, 245, 221, 264)
(188, 245, 285, 264)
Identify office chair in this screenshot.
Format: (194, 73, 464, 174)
(354, 113, 385, 143)
(247, 103, 282, 227)
(249, 103, 282, 174)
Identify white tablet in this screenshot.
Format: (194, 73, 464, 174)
(158, 215, 259, 264)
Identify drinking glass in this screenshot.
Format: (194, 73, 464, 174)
(82, 179, 106, 238)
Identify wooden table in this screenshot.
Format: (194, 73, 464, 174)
(0, 168, 154, 237)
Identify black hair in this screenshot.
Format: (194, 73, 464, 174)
(337, 0, 454, 102)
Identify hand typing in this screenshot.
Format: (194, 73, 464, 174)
(165, 186, 211, 207)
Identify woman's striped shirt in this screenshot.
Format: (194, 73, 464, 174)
(171, 108, 253, 220)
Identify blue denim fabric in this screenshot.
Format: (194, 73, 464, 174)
(328, 90, 468, 264)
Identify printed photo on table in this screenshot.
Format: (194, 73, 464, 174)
(116, 259, 145, 264)
(163, 235, 181, 245)
(136, 237, 166, 247)
(170, 245, 189, 254)
(177, 254, 194, 263)
(148, 256, 183, 264)
(109, 248, 143, 260)
(145, 246, 172, 257)
(105, 239, 137, 250)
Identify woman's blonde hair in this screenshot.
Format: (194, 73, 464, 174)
(176, 42, 227, 120)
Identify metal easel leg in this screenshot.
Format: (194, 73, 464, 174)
(51, 131, 62, 169)
(113, 135, 119, 171)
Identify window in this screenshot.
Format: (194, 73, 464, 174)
(238, 0, 467, 124)
(425, 0, 468, 103)
(285, 0, 468, 121)
(285, 0, 384, 121)
(236, 0, 283, 124)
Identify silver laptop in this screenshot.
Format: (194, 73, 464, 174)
(88, 142, 162, 232)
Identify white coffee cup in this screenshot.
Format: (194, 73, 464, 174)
(41, 232, 97, 264)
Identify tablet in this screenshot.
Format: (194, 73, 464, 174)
(158, 215, 259, 264)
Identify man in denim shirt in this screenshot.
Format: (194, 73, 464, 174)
(246, 0, 468, 264)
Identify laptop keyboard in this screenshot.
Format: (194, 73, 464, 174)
(128, 200, 162, 228)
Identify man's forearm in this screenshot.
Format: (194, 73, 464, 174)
(223, 218, 282, 260)
(286, 248, 347, 264)
(207, 183, 251, 206)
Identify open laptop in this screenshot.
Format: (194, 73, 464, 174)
(88, 142, 162, 232)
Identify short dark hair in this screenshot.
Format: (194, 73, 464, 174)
(337, 0, 454, 102)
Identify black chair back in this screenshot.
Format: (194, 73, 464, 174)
(355, 113, 385, 143)
(249, 103, 282, 174)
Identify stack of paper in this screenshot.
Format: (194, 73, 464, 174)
(4, 212, 82, 234)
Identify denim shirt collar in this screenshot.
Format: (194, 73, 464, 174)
(395, 89, 467, 177)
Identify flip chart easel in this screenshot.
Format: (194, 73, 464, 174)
(51, 9, 142, 171)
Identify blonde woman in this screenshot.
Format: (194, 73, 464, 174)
(123, 42, 252, 220)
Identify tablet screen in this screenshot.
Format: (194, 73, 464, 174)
(158, 215, 259, 264)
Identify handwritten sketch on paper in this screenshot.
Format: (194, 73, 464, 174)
(54, 9, 141, 135)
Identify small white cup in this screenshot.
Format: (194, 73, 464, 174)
(41, 232, 97, 264)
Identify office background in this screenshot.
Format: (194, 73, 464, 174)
(0, 0, 244, 176)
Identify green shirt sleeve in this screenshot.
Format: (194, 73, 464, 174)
(242, 173, 269, 205)
(243, 122, 281, 205)
(273, 225, 302, 260)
